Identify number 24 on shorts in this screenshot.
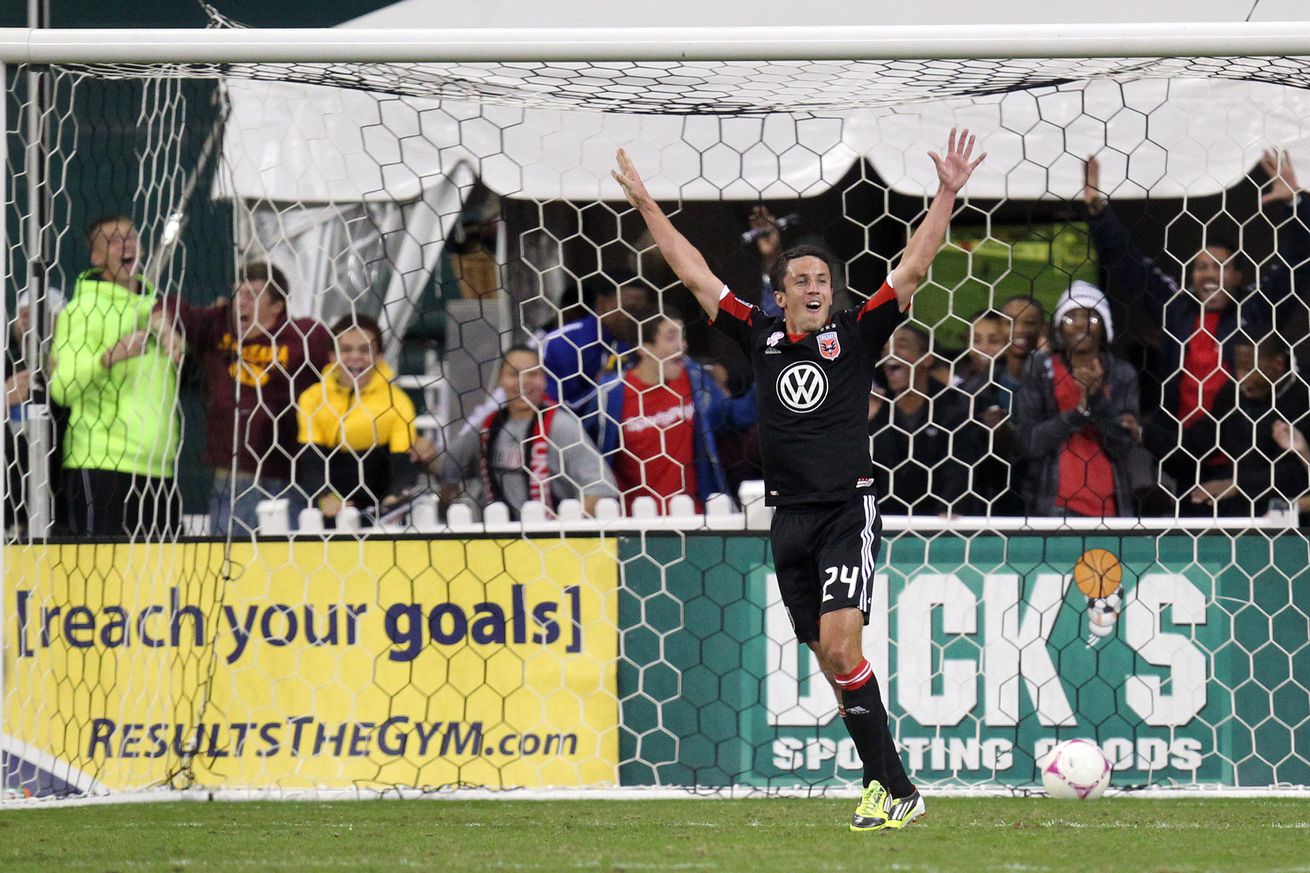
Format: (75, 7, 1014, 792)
(821, 565, 860, 602)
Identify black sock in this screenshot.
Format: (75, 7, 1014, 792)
(839, 676, 892, 790)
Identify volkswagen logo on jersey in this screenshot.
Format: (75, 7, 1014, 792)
(817, 331, 841, 360)
(776, 361, 828, 413)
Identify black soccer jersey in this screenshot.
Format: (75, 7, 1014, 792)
(712, 281, 905, 506)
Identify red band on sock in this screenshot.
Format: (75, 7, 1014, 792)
(835, 659, 873, 691)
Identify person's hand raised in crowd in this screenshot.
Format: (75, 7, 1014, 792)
(317, 493, 344, 519)
(1273, 420, 1310, 460)
(1190, 478, 1235, 505)
(1119, 413, 1143, 443)
(1260, 148, 1301, 207)
(748, 205, 782, 264)
(409, 435, 440, 472)
(1073, 356, 1104, 404)
(1083, 155, 1106, 215)
(3, 369, 30, 411)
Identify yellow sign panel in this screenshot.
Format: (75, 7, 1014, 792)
(3, 538, 619, 792)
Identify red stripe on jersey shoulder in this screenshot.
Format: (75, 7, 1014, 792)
(857, 280, 896, 319)
(714, 289, 755, 326)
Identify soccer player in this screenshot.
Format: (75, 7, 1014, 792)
(613, 128, 985, 832)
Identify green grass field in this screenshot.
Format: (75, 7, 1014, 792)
(3, 797, 1308, 872)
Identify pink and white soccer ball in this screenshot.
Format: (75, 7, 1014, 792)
(1040, 739, 1112, 799)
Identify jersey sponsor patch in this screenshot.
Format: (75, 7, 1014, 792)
(776, 361, 829, 413)
(766, 330, 785, 348)
(817, 331, 841, 360)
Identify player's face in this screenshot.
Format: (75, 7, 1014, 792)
(1189, 246, 1236, 311)
(233, 280, 284, 338)
(1057, 307, 1105, 353)
(970, 317, 1008, 367)
(777, 255, 832, 333)
(1002, 299, 1044, 362)
(334, 327, 378, 387)
(89, 220, 140, 287)
(500, 349, 547, 412)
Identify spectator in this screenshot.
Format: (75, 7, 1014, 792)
(596, 314, 757, 513)
(869, 325, 980, 516)
(539, 274, 654, 434)
(1156, 335, 1310, 516)
(439, 344, 618, 519)
(295, 315, 419, 522)
(953, 309, 1013, 413)
(952, 309, 1024, 515)
(4, 288, 66, 534)
(743, 205, 787, 318)
(1271, 419, 1310, 521)
(1083, 151, 1310, 427)
(165, 263, 333, 534)
(49, 215, 185, 537)
(1014, 281, 1141, 517)
(999, 295, 1047, 400)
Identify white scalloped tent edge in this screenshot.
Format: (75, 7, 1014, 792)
(216, 0, 1310, 204)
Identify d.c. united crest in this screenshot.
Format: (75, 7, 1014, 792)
(816, 331, 841, 360)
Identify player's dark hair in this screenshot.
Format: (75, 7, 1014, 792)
(330, 313, 384, 354)
(769, 244, 835, 295)
(85, 213, 134, 246)
(238, 261, 290, 308)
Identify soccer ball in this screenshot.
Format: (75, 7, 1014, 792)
(1039, 739, 1112, 799)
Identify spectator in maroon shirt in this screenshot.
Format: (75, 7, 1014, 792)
(165, 263, 333, 534)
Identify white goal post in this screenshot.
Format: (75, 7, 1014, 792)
(3, 20, 1310, 802)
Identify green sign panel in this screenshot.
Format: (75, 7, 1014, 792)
(617, 532, 1310, 789)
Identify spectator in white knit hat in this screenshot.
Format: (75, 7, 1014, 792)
(1013, 281, 1143, 517)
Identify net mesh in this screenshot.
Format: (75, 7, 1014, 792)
(3, 38, 1310, 801)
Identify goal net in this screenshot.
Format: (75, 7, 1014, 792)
(3, 20, 1309, 801)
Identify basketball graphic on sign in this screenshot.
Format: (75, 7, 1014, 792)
(1073, 548, 1124, 643)
(1074, 548, 1122, 598)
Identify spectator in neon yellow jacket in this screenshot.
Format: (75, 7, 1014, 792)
(48, 214, 185, 537)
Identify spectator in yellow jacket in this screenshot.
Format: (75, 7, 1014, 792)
(295, 314, 418, 522)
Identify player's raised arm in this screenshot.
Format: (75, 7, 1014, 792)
(612, 148, 727, 322)
(889, 128, 986, 311)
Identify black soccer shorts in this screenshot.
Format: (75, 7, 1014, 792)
(769, 492, 883, 644)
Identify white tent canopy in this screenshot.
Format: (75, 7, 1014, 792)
(219, 0, 1310, 205)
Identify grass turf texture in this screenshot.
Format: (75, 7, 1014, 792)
(3, 798, 1308, 872)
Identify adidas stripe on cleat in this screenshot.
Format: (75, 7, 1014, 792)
(849, 781, 889, 832)
(880, 790, 926, 830)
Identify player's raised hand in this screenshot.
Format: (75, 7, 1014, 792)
(928, 128, 986, 195)
(612, 148, 654, 210)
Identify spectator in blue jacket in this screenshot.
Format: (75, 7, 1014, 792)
(596, 314, 757, 513)
(539, 274, 654, 435)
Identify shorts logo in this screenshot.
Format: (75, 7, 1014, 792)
(817, 331, 840, 360)
(776, 361, 828, 413)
